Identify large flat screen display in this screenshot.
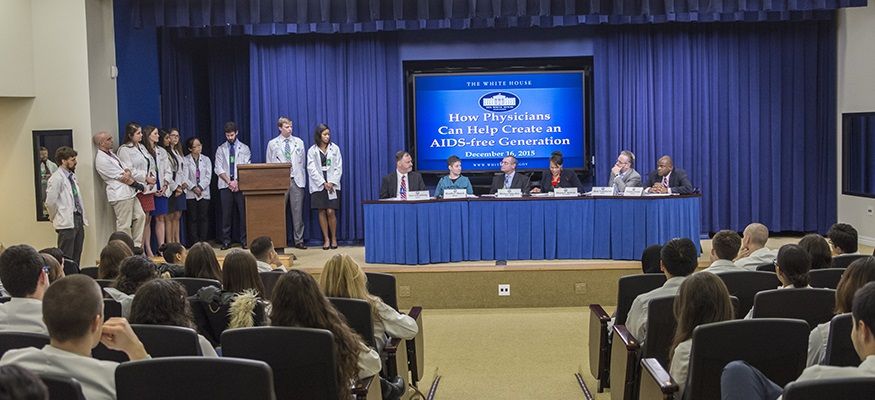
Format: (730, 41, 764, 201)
(408, 65, 590, 172)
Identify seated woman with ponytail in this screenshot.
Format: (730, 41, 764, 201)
(744, 244, 813, 319)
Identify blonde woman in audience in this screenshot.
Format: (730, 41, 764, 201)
(270, 270, 381, 400)
(320, 254, 418, 352)
(129, 279, 218, 357)
(807, 256, 875, 366)
(744, 244, 812, 319)
(98, 240, 133, 280)
(669, 272, 735, 399)
(105, 256, 158, 317)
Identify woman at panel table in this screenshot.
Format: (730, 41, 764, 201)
(434, 155, 474, 198)
(530, 151, 583, 193)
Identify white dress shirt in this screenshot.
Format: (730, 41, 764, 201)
(45, 167, 89, 230)
(214, 140, 252, 190)
(700, 259, 742, 275)
(776, 355, 875, 399)
(306, 144, 343, 194)
(184, 154, 212, 200)
(266, 135, 306, 188)
(95, 150, 137, 202)
(357, 343, 382, 379)
(807, 320, 831, 367)
(373, 299, 419, 353)
(0, 297, 47, 334)
(670, 339, 692, 399)
(735, 247, 778, 270)
(626, 276, 687, 342)
(154, 147, 176, 196)
(0, 345, 120, 400)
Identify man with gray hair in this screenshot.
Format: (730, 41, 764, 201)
(93, 131, 146, 247)
(734, 223, 777, 270)
(609, 150, 642, 192)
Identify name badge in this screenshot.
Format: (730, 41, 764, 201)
(443, 188, 467, 199)
(496, 188, 523, 198)
(407, 190, 430, 201)
(623, 187, 644, 197)
(554, 187, 579, 197)
(590, 187, 615, 196)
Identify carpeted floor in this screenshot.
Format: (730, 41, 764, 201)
(418, 307, 612, 399)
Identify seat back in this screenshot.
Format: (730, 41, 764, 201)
(115, 356, 275, 400)
(79, 267, 99, 278)
(615, 274, 667, 325)
(222, 327, 339, 400)
(0, 332, 50, 358)
(752, 288, 836, 328)
(824, 313, 860, 367)
(39, 373, 86, 400)
(685, 319, 808, 400)
(641, 296, 677, 365)
(716, 271, 781, 317)
(0, 297, 9, 304)
(189, 296, 267, 346)
(95, 279, 114, 290)
(104, 299, 122, 318)
(755, 263, 775, 272)
(62, 258, 80, 275)
(831, 255, 870, 269)
(259, 271, 284, 300)
(131, 324, 202, 357)
(171, 277, 221, 296)
(328, 297, 376, 348)
(365, 272, 398, 311)
(809, 269, 845, 289)
(782, 377, 875, 400)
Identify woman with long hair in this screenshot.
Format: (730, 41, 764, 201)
(306, 123, 343, 250)
(147, 128, 174, 255)
(105, 256, 158, 317)
(129, 279, 218, 357)
(319, 254, 418, 351)
(163, 128, 188, 245)
(222, 249, 265, 297)
(116, 123, 157, 256)
(669, 272, 735, 398)
(184, 137, 212, 244)
(98, 240, 133, 279)
(807, 256, 875, 366)
(184, 242, 223, 283)
(798, 234, 832, 270)
(270, 270, 381, 399)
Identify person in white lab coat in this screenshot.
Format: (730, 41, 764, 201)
(184, 137, 212, 245)
(306, 123, 343, 250)
(266, 117, 307, 250)
(215, 121, 251, 250)
(44, 146, 88, 265)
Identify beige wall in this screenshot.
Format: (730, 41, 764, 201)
(0, 0, 34, 96)
(0, 0, 118, 264)
(837, 5, 875, 246)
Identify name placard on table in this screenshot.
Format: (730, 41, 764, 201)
(590, 187, 615, 196)
(443, 188, 468, 199)
(496, 188, 523, 198)
(407, 190, 430, 201)
(623, 187, 644, 196)
(554, 187, 579, 197)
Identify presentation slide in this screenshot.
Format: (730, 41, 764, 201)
(413, 71, 586, 172)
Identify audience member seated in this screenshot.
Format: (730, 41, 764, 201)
(249, 236, 290, 273)
(701, 230, 743, 274)
(97, 240, 132, 280)
(734, 223, 777, 270)
(0, 245, 49, 333)
(744, 244, 812, 319)
(808, 257, 875, 366)
(184, 242, 223, 284)
(39, 254, 64, 284)
(105, 257, 158, 318)
(669, 271, 735, 399)
(433, 155, 474, 198)
(37, 248, 69, 277)
(799, 234, 833, 270)
(530, 151, 582, 194)
(156, 242, 186, 278)
(107, 231, 139, 256)
(0, 275, 149, 400)
(721, 281, 875, 400)
(640, 244, 663, 274)
(489, 155, 531, 194)
(829, 223, 862, 265)
(626, 238, 698, 342)
(129, 279, 218, 357)
(270, 269, 382, 399)
(320, 254, 418, 352)
(193, 249, 268, 336)
(0, 364, 49, 400)
(644, 155, 694, 194)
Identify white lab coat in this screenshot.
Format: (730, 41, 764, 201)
(266, 135, 306, 188)
(184, 154, 213, 200)
(306, 143, 343, 194)
(45, 167, 89, 229)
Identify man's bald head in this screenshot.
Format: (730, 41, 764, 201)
(658, 156, 673, 167)
(92, 131, 114, 151)
(743, 223, 769, 247)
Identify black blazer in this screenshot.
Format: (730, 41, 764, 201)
(379, 171, 427, 199)
(645, 168, 694, 194)
(489, 172, 531, 194)
(536, 169, 583, 193)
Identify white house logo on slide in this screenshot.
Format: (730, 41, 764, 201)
(479, 92, 520, 112)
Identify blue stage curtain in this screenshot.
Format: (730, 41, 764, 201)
(131, 0, 859, 33)
(248, 34, 404, 241)
(593, 21, 837, 234)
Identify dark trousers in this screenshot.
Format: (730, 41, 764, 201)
(57, 213, 85, 265)
(186, 198, 210, 245)
(720, 360, 783, 400)
(219, 188, 246, 245)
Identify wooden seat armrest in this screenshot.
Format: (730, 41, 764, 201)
(612, 325, 641, 351)
(407, 306, 422, 321)
(589, 304, 612, 322)
(352, 375, 378, 400)
(640, 358, 678, 396)
(384, 337, 402, 355)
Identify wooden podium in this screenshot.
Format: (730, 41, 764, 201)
(238, 163, 291, 248)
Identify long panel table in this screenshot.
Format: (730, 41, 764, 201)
(363, 195, 702, 265)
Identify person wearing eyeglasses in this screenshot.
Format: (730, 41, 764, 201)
(608, 150, 641, 193)
(0, 245, 51, 334)
(489, 155, 531, 194)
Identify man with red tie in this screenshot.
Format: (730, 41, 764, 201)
(645, 155, 694, 194)
(379, 151, 426, 199)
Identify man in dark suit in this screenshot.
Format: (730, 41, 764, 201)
(645, 155, 693, 194)
(379, 151, 427, 199)
(489, 155, 531, 194)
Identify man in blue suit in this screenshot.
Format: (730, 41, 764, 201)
(645, 155, 693, 194)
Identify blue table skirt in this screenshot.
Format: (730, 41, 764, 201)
(364, 196, 701, 265)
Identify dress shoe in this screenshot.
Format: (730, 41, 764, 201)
(330, 245, 338, 249)
(220, 243, 232, 250)
(241, 243, 248, 250)
(380, 376, 405, 400)
(294, 242, 307, 250)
